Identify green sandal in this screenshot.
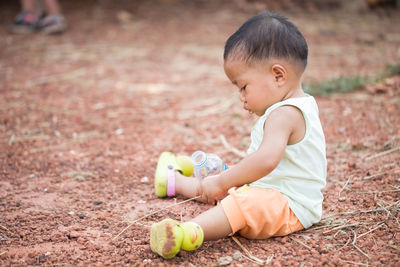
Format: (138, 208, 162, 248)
(150, 218, 204, 259)
(154, 152, 193, 197)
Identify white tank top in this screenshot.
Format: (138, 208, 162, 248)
(249, 95, 327, 228)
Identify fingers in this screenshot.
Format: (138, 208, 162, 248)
(207, 196, 216, 205)
(200, 193, 208, 204)
(200, 193, 214, 205)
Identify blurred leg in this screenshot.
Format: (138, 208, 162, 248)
(38, 0, 66, 34)
(42, 0, 61, 14)
(21, 0, 36, 11)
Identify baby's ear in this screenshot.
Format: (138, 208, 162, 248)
(271, 64, 287, 84)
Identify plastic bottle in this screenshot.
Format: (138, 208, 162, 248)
(191, 151, 228, 180)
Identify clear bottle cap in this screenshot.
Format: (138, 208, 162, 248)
(191, 151, 207, 167)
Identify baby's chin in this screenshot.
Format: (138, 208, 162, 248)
(246, 109, 258, 117)
(253, 110, 266, 117)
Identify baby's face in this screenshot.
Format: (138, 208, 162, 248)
(224, 59, 282, 116)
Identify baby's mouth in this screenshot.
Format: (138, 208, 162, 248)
(244, 105, 252, 114)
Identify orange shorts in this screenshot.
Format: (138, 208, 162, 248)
(220, 186, 304, 239)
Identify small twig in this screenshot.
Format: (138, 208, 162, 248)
(219, 134, 247, 158)
(0, 224, 17, 237)
(8, 135, 15, 146)
(25, 68, 87, 87)
(365, 146, 400, 161)
(7, 134, 50, 145)
(113, 196, 201, 240)
(125, 221, 152, 228)
(339, 176, 352, 196)
(333, 229, 346, 238)
(353, 242, 370, 259)
(241, 254, 265, 265)
(337, 234, 352, 251)
(387, 244, 400, 252)
(322, 200, 400, 220)
(30, 143, 68, 153)
(289, 236, 312, 250)
(195, 242, 211, 256)
(360, 172, 385, 181)
(323, 222, 363, 234)
(0, 224, 11, 232)
(357, 222, 385, 239)
(339, 259, 369, 266)
(180, 208, 184, 223)
(306, 222, 346, 232)
(359, 169, 400, 181)
(355, 189, 400, 194)
(231, 236, 265, 265)
(351, 229, 370, 259)
(265, 254, 274, 264)
(377, 202, 392, 220)
(0, 250, 7, 256)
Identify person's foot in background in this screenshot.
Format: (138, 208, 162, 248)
(37, 0, 67, 34)
(8, 0, 67, 35)
(37, 14, 66, 35)
(8, 10, 39, 34)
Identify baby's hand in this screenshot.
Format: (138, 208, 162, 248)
(198, 175, 226, 205)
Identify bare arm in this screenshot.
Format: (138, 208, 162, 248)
(198, 105, 305, 204)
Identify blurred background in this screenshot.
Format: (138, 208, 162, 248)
(1, 0, 399, 87)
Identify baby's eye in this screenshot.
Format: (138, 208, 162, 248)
(240, 85, 247, 92)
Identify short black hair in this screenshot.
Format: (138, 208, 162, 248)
(224, 11, 308, 69)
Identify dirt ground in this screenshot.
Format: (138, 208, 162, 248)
(1, 0, 399, 266)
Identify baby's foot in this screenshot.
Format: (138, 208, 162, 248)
(150, 219, 204, 259)
(154, 152, 193, 197)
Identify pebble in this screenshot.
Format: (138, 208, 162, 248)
(218, 256, 233, 266)
(338, 197, 346, 202)
(140, 176, 149, 183)
(232, 251, 243, 261)
(70, 231, 80, 238)
(280, 237, 289, 243)
(116, 10, 133, 24)
(347, 161, 356, 168)
(75, 175, 86, 181)
(115, 128, 124, 135)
